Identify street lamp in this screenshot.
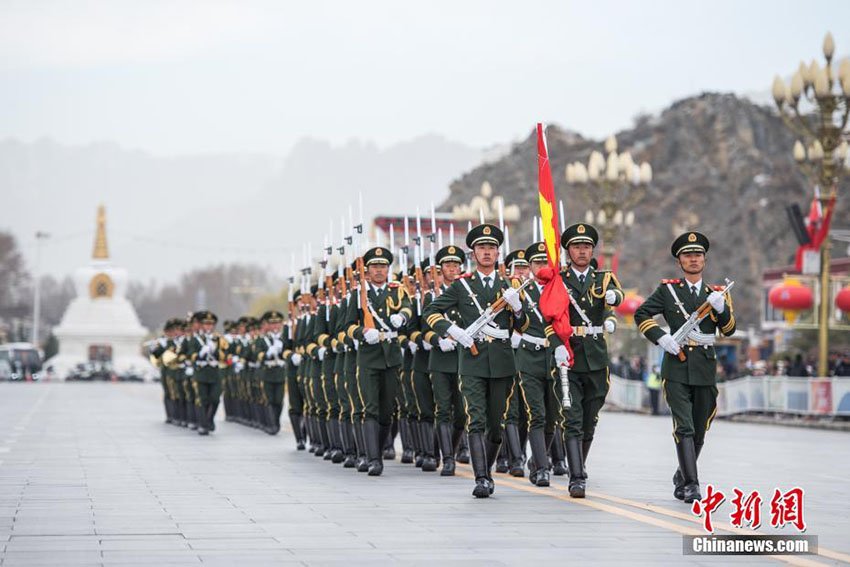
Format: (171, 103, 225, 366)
(566, 135, 652, 260)
(772, 31, 850, 376)
(31, 231, 50, 347)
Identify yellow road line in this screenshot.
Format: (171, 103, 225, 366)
(455, 467, 831, 567)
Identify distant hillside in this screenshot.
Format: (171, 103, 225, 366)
(439, 93, 849, 326)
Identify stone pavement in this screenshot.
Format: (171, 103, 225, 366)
(0, 382, 848, 567)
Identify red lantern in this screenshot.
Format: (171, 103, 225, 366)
(768, 281, 813, 311)
(835, 286, 850, 312)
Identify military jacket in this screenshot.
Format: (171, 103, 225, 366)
(423, 271, 528, 379)
(343, 282, 413, 370)
(548, 267, 622, 373)
(423, 286, 460, 374)
(634, 278, 736, 386)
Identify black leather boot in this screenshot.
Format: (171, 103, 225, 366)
(485, 438, 500, 495)
(269, 404, 281, 435)
(400, 419, 414, 464)
(263, 406, 277, 435)
(505, 424, 525, 477)
(420, 421, 438, 472)
(342, 421, 357, 467)
(411, 420, 424, 468)
(675, 437, 701, 503)
(552, 427, 568, 476)
(206, 404, 217, 432)
(456, 430, 470, 464)
(289, 413, 306, 450)
(528, 429, 550, 487)
(187, 401, 198, 430)
(196, 405, 209, 435)
(495, 433, 510, 474)
(673, 441, 702, 500)
(320, 420, 332, 459)
(437, 424, 456, 476)
(468, 433, 490, 498)
(364, 420, 384, 476)
(330, 421, 345, 463)
(383, 419, 397, 461)
(565, 437, 585, 498)
(164, 398, 173, 424)
(354, 421, 369, 472)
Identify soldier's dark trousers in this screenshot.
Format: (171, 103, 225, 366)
(431, 371, 465, 429)
(519, 372, 564, 432)
(358, 366, 400, 426)
(192, 379, 222, 430)
(565, 368, 610, 442)
(662, 380, 718, 445)
(458, 375, 512, 444)
(411, 370, 435, 423)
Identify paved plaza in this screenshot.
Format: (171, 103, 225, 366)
(0, 382, 848, 567)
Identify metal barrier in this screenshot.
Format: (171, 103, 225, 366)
(605, 373, 850, 417)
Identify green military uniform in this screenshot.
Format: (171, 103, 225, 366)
(423, 224, 529, 498)
(422, 245, 468, 476)
(177, 314, 200, 430)
(331, 295, 356, 465)
(634, 231, 736, 503)
(253, 311, 287, 435)
(282, 295, 306, 449)
(148, 326, 172, 424)
(185, 310, 227, 436)
(410, 260, 438, 473)
(313, 291, 344, 462)
(398, 300, 419, 465)
(343, 246, 413, 476)
(336, 286, 367, 471)
(499, 249, 530, 478)
(220, 320, 237, 423)
(166, 321, 189, 427)
(549, 224, 624, 497)
(514, 243, 566, 487)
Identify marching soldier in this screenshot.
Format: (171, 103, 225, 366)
(409, 258, 439, 472)
(313, 281, 345, 463)
(399, 273, 421, 465)
(221, 320, 236, 422)
(331, 276, 356, 465)
(422, 245, 468, 476)
(285, 295, 306, 449)
(186, 310, 227, 436)
(634, 232, 735, 503)
(149, 321, 174, 424)
(423, 224, 528, 498)
(254, 311, 287, 435)
(343, 246, 413, 476)
(554, 223, 623, 498)
(516, 243, 566, 487)
(179, 313, 201, 430)
(336, 271, 369, 471)
(498, 248, 531, 477)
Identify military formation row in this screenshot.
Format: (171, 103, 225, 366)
(148, 223, 736, 502)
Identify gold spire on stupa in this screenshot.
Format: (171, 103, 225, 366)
(92, 205, 109, 260)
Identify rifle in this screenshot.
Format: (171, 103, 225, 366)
(672, 279, 735, 361)
(465, 277, 533, 356)
(356, 255, 375, 329)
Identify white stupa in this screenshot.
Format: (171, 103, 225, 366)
(47, 206, 154, 380)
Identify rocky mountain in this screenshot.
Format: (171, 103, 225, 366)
(439, 93, 848, 327)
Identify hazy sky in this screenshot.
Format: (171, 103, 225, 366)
(1, 0, 847, 156)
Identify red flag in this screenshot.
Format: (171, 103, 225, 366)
(535, 123, 573, 361)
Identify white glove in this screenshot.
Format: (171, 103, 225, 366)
(502, 287, 522, 312)
(389, 313, 405, 329)
(510, 333, 522, 349)
(438, 338, 456, 352)
(555, 345, 571, 367)
(266, 344, 280, 357)
(658, 333, 681, 356)
(185, 366, 195, 377)
(291, 353, 302, 367)
(605, 289, 618, 305)
(447, 324, 474, 348)
(234, 361, 244, 373)
(273, 338, 283, 351)
(408, 342, 418, 355)
(318, 346, 326, 361)
(707, 290, 726, 313)
(422, 340, 433, 351)
(158, 337, 168, 348)
(604, 319, 616, 334)
(363, 328, 381, 345)
(198, 345, 210, 358)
